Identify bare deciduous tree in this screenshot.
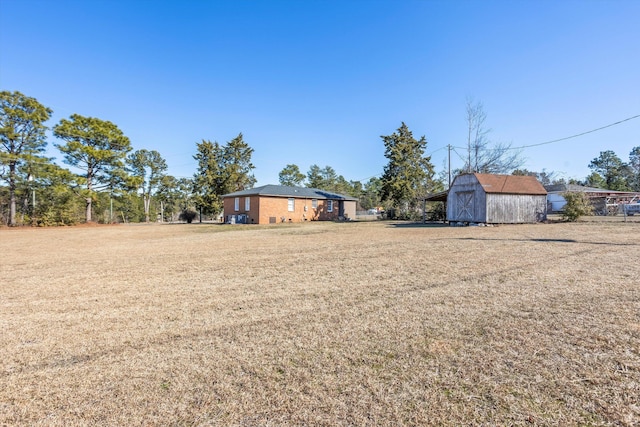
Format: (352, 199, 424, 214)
(464, 98, 524, 174)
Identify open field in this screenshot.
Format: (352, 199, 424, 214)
(1, 220, 639, 426)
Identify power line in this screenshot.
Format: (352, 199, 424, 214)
(425, 145, 448, 156)
(453, 113, 640, 151)
(450, 146, 468, 163)
(512, 114, 640, 149)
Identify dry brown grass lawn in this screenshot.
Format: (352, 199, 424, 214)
(1, 220, 639, 426)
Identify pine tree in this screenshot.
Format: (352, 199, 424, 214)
(127, 149, 168, 222)
(53, 114, 131, 222)
(279, 164, 306, 186)
(0, 91, 52, 226)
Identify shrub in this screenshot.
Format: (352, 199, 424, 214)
(428, 202, 446, 221)
(179, 209, 197, 223)
(562, 191, 593, 222)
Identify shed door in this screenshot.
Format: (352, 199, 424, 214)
(456, 191, 474, 221)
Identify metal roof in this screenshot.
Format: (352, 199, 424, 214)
(423, 190, 448, 202)
(472, 173, 547, 195)
(423, 174, 546, 202)
(544, 183, 626, 194)
(221, 184, 358, 201)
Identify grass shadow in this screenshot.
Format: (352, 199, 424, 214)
(455, 237, 638, 246)
(386, 221, 449, 228)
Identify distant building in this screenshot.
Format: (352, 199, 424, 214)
(545, 184, 640, 215)
(221, 185, 357, 224)
(446, 173, 547, 224)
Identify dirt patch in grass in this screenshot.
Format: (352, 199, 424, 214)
(1, 221, 639, 425)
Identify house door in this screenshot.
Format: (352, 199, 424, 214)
(456, 191, 474, 221)
(338, 201, 345, 218)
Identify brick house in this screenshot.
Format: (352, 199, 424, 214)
(221, 185, 358, 224)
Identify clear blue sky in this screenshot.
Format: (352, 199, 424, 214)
(2, 0, 639, 185)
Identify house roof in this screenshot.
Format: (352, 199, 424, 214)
(222, 184, 358, 201)
(472, 173, 547, 195)
(545, 183, 622, 193)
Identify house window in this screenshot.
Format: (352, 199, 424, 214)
(288, 198, 295, 212)
(327, 200, 333, 212)
(234, 197, 240, 211)
(312, 199, 318, 209)
(245, 197, 250, 211)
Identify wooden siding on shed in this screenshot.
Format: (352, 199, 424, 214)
(447, 173, 547, 223)
(486, 194, 547, 223)
(446, 174, 488, 222)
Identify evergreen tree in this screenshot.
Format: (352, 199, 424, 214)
(31, 161, 84, 226)
(306, 164, 324, 188)
(53, 114, 131, 222)
(223, 133, 256, 192)
(192, 134, 255, 219)
(583, 172, 607, 189)
(305, 165, 351, 193)
(512, 169, 561, 186)
(334, 175, 358, 197)
(0, 91, 52, 226)
(380, 123, 436, 218)
(156, 175, 192, 222)
(628, 146, 640, 191)
(192, 140, 226, 217)
(127, 149, 168, 222)
(279, 164, 306, 186)
(588, 150, 630, 191)
(360, 177, 382, 211)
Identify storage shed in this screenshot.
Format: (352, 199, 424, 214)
(447, 173, 547, 224)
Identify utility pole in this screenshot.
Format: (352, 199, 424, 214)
(448, 144, 452, 189)
(28, 174, 35, 226)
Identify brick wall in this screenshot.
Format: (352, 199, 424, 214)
(223, 195, 356, 224)
(257, 196, 320, 224)
(223, 195, 260, 224)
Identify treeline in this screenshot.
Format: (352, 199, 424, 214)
(0, 91, 383, 226)
(511, 147, 640, 192)
(0, 91, 184, 226)
(582, 149, 640, 191)
(3, 90, 638, 226)
(0, 91, 442, 226)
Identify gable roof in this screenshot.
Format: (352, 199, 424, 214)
(473, 173, 547, 195)
(221, 184, 358, 201)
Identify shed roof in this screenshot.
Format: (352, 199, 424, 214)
(473, 173, 547, 195)
(424, 190, 448, 202)
(222, 184, 358, 201)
